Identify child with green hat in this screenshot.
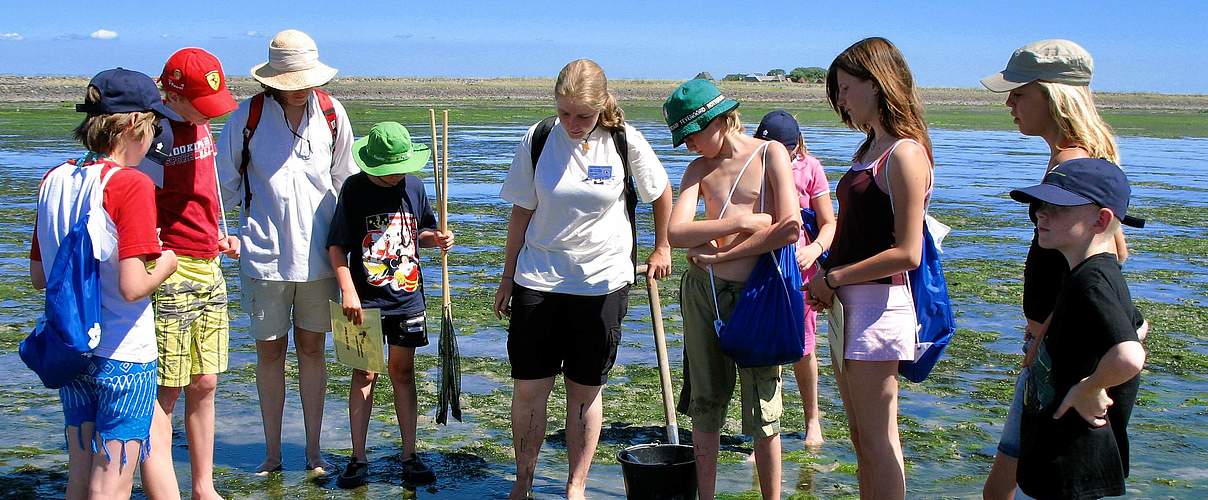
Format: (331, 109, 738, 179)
(326, 121, 454, 487)
(664, 79, 802, 499)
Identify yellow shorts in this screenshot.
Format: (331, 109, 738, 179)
(151, 256, 230, 387)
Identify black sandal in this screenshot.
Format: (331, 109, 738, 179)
(337, 460, 370, 489)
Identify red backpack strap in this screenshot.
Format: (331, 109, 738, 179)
(313, 89, 338, 147)
(239, 92, 266, 210)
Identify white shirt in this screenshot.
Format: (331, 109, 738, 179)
(500, 120, 669, 295)
(216, 92, 358, 282)
(36, 163, 157, 363)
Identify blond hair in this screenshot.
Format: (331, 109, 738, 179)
(793, 133, 810, 158)
(720, 109, 744, 135)
(73, 86, 158, 155)
(826, 37, 933, 165)
(1038, 82, 1120, 164)
(554, 59, 625, 129)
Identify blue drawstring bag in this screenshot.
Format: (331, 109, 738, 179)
(713, 243, 806, 368)
(20, 164, 111, 389)
(705, 141, 805, 368)
(898, 216, 957, 382)
(879, 139, 957, 383)
(800, 206, 829, 264)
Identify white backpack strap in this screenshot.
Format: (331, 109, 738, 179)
(708, 141, 770, 331)
(717, 142, 769, 218)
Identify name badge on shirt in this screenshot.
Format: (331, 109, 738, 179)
(587, 165, 612, 184)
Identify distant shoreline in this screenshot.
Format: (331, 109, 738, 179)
(2, 76, 1207, 111)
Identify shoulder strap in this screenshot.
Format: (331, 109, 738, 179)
(708, 141, 772, 326)
(240, 92, 266, 210)
(718, 142, 770, 218)
(610, 125, 638, 267)
(313, 89, 339, 145)
(529, 116, 558, 167)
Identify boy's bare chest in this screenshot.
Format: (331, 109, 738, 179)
(701, 162, 766, 219)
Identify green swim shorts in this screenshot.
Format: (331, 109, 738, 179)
(679, 264, 782, 439)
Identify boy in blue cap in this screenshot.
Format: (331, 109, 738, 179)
(1008, 158, 1146, 499)
(30, 68, 180, 499)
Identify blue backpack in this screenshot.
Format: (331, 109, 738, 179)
(20, 164, 113, 389)
(800, 206, 829, 264)
(708, 142, 806, 368)
(715, 243, 806, 368)
(881, 141, 957, 383)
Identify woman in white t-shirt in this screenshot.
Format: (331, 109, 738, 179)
(494, 59, 672, 499)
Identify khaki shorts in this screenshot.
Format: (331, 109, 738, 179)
(679, 265, 782, 439)
(152, 256, 229, 388)
(240, 275, 337, 341)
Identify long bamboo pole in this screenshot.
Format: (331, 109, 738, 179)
(441, 110, 451, 309)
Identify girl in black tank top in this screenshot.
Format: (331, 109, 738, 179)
(810, 37, 935, 500)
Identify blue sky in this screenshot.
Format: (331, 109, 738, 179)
(1, 1, 1205, 93)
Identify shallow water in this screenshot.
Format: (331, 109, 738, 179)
(1, 118, 1206, 498)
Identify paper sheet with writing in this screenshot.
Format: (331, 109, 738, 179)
(826, 299, 845, 374)
(330, 300, 386, 373)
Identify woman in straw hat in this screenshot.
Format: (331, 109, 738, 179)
(805, 37, 935, 499)
(216, 28, 357, 476)
(495, 59, 672, 499)
(979, 39, 1147, 500)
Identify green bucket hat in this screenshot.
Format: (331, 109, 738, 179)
(352, 121, 431, 176)
(662, 79, 740, 147)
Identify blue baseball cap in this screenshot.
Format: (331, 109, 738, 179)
(75, 68, 182, 121)
(754, 109, 800, 150)
(1010, 158, 1145, 228)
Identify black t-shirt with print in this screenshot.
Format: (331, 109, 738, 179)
(327, 172, 436, 317)
(1019, 253, 1142, 500)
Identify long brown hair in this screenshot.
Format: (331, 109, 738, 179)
(555, 59, 625, 129)
(826, 37, 933, 165)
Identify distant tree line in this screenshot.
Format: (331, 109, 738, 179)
(698, 66, 826, 83)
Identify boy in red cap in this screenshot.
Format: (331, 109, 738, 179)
(137, 47, 238, 500)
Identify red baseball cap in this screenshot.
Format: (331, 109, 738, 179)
(160, 48, 237, 119)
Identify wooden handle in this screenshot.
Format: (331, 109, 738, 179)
(641, 264, 679, 443)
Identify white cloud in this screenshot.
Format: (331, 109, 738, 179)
(0, 32, 23, 41)
(245, 31, 266, 38)
(89, 29, 118, 40)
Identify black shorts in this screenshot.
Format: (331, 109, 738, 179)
(383, 313, 428, 348)
(507, 283, 629, 386)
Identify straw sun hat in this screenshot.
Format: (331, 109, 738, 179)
(250, 29, 338, 91)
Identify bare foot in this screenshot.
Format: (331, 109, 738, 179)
(804, 418, 825, 447)
(306, 456, 334, 476)
(254, 457, 282, 476)
(746, 451, 756, 463)
(191, 486, 225, 500)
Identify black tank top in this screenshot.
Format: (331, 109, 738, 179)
(824, 146, 899, 284)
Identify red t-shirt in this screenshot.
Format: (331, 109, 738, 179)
(31, 160, 161, 263)
(148, 120, 221, 258)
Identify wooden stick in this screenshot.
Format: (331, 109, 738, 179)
(440, 109, 451, 309)
(636, 264, 679, 444)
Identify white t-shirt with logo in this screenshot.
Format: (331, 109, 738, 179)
(500, 120, 669, 296)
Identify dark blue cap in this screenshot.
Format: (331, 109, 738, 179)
(754, 109, 800, 150)
(142, 118, 175, 166)
(75, 68, 182, 121)
(1010, 158, 1145, 228)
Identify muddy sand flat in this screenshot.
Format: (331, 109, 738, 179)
(2, 75, 1206, 110)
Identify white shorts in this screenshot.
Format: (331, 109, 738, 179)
(240, 276, 338, 341)
(837, 283, 917, 361)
